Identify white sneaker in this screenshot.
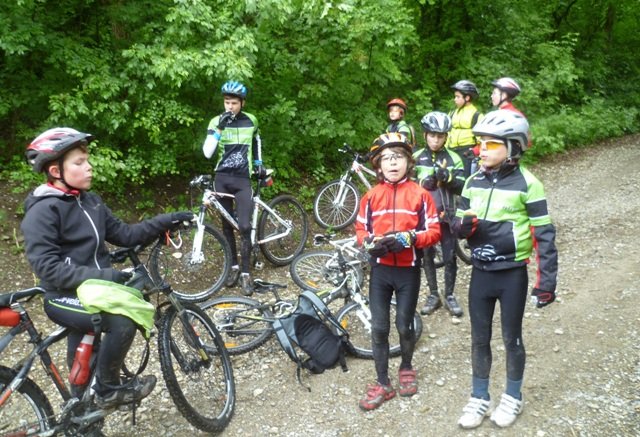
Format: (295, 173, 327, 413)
(457, 397, 491, 429)
(490, 393, 524, 427)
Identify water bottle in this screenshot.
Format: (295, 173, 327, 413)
(69, 333, 95, 386)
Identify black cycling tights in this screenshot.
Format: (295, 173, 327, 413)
(44, 293, 137, 394)
(423, 221, 457, 295)
(215, 173, 253, 272)
(468, 266, 528, 382)
(368, 264, 420, 385)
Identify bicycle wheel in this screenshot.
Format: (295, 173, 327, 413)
(0, 365, 54, 435)
(455, 238, 472, 265)
(258, 195, 308, 266)
(336, 301, 423, 359)
(158, 304, 235, 433)
(200, 296, 274, 355)
(149, 222, 232, 302)
(289, 250, 364, 292)
(313, 179, 360, 230)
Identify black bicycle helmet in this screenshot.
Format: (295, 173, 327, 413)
(472, 110, 529, 158)
(451, 80, 479, 100)
(221, 81, 247, 99)
(420, 111, 452, 133)
(26, 128, 94, 173)
(491, 77, 521, 98)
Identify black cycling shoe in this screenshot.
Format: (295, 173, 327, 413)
(240, 273, 253, 296)
(420, 294, 442, 316)
(445, 295, 463, 317)
(95, 375, 157, 409)
(225, 268, 240, 287)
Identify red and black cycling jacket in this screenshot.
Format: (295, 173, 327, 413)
(355, 177, 441, 267)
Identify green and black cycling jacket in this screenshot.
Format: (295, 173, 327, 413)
(207, 111, 262, 178)
(454, 164, 558, 292)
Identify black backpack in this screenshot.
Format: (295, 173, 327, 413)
(273, 290, 350, 387)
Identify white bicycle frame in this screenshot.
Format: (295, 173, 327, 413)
(333, 159, 376, 206)
(189, 187, 294, 265)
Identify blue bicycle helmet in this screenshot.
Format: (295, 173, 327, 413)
(221, 81, 247, 100)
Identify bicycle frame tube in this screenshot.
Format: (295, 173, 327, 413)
(352, 161, 375, 190)
(254, 198, 293, 245)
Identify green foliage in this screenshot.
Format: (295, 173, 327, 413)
(1, 0, 639, 207)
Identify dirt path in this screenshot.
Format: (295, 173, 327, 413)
(1, 135, 638, 436)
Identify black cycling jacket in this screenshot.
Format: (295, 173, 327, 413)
(21, 184, 175, 293)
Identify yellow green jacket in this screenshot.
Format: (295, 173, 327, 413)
(446, 104, 483, 149)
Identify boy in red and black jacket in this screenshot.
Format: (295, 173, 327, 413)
(355, 133, 440, 411)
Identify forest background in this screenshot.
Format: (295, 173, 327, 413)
(1, 0, 639, 205)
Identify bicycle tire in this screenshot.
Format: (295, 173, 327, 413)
(313, 179, 360, 230)
(200, 296, 274, 355)
(455, 238, 472, 265)
(148, 222, 232, 302)
(336, 301, 423, 359)
(158, 304, 235, 433)
(0, 365, 54, 435)
(289, 250, 364, 292)
(258, 195, 308, 266)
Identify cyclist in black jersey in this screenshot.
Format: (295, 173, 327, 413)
(385, 98, 417, 150)
(21, 128, 193, 407)
(451, 110, 558, 429)
(203, 81, 263, 295)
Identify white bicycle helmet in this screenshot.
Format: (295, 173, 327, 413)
(472, 110, 529, 158)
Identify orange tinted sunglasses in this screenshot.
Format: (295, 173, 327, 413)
(479, 139, 505, 150)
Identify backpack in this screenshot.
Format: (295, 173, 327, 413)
(272, 290, 351, 387)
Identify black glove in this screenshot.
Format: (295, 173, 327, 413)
(112, 269, 133, 284)
(422, 175, 437, 191)
(383, 237, 406, 253)
(216, 111, 235, 130)
(531, 288, 556, 308)
(170, 211, 194, 229)
(365, 236, 391, 258)
(435, 167, 451, 183)
(459, 213, 477, 237)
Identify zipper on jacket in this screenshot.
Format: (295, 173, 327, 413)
(76, 197, 102, 269)
(483, 175, 498, 220)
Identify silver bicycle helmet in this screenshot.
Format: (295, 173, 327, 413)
(420, 111, 452, 133)
(472, 110, 529, 158)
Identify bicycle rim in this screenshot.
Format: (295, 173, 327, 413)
(149, 223, 232, 302)
(313, 179, 359, 230)
(456, 238, 472, 265)
(158, 305, 235, 433)
(0, 366, 54, 436)
(336, 301, 423, 359)
(258, 195, 308, 266)
(290, 251, 364, 292)
(200, 296, 274, 355)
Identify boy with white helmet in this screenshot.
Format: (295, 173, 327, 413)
(453, 110, 558, 429)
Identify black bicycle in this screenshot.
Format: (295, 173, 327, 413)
(0, 234, 235, 435)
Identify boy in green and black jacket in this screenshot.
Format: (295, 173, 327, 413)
(452, 110, 558, 430)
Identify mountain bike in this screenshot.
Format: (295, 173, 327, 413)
(0, 234, 235, 435)
(313, 143, 376, 230)
(289, 234, 367, 292)
(202, 248, 424, 359)
(147, 171, 308, 303)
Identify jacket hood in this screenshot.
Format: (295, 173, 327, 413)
(24, 183, 76, 214)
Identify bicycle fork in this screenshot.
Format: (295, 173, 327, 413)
(333, 172, 353, 207)
(189, 207, 208, 265)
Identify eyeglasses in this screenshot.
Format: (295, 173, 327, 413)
(479, 139, 505, 150)
(379, 153, 406, 163)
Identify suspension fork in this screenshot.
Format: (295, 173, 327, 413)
(334, 170, 354, 206)
(190, 204, 208, 264)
